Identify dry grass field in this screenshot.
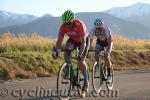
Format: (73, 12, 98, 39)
(0, 32, 149, 80)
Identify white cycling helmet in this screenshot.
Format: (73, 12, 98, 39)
(94, 18, 104, 28)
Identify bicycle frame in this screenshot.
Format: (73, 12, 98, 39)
(89, 48, 113, 92)
(56, 48, 83, 95)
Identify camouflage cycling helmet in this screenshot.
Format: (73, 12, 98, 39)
(62, 10, 75, 23)
(94, 18, 104, 28)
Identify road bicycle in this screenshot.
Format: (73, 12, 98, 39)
(89, 47, 113, 94)
(55, 48, 89, 100)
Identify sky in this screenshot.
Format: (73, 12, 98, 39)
(0, 0, 150, 16)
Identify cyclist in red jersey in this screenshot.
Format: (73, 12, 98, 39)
(52, 10, 90, 93)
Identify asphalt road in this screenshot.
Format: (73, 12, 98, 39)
(0, 70, 150, 100)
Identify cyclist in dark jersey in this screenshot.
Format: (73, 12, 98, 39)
(52, 10, 90, 93)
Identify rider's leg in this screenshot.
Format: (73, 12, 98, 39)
(104, 52, 112, 76)
(63, 39, 76, 79)
(78, 59, 88, 81)
(79, 37, 90, 82)
(78, 59, 89, 92)
(105, 52, 112, 83)
(95, 44, 100, 61)
(95, 40, 103, 61)
(64, 39, 75, 62)
(78, 37, 90, 92)
(96, 39, 112, 76)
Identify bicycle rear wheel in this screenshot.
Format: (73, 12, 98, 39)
(57, 63, 71, 100)
(92, 61, 103, 93)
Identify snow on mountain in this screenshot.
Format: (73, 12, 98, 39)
(0, 10, 37, 28)
(105, 3, 150, 18)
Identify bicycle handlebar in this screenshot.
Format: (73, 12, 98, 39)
(56, 49, 106, 53)
(53, 48, 79, 60)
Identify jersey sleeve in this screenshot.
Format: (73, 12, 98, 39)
(104, 25, 111, 39)
(78, 21, 87, 38)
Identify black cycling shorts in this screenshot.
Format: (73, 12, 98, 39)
(96, 39, 108, 50)
(66, 37, 90, 57)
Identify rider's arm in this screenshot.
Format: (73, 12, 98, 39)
(56, 33, 64, 49)
(80, 34, 86, 55)
(105, 26, 113, 53)
(78, 22, 87, 55)
(56, 25, 65, 49)
(107, 35, 113, 53)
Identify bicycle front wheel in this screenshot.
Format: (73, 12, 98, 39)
(57, 63, 71, 100)
(92, 61, 103, 93)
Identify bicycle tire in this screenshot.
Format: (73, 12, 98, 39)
(92, 61, 103, 93)
(57, 63, 71, 100)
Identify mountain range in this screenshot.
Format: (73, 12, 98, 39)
(0, 3, 150, 39)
